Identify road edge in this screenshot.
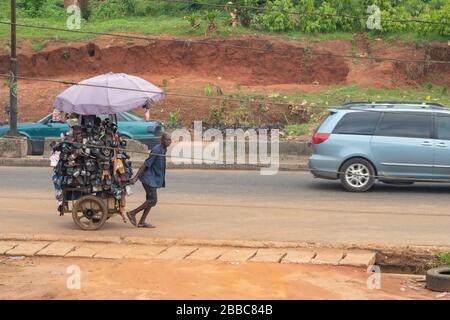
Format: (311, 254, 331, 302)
(0, 157, 309, 171)
(1, 233, 447, 253)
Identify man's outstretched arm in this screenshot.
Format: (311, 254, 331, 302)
(130, 163, 146, 184)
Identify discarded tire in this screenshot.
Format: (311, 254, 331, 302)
(426, 267, 450, 292)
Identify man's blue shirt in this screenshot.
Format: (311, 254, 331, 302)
(140, 144, 166, 188)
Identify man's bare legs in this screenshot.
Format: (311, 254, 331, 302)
(138, 206, 155, 228)
(119, 194, 127, 223)
(127, 200, 154, 227)
(128, 200, 150, 216)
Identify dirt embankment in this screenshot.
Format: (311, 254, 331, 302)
(0, 38, 350, 86)
(0, 36, 448, 86)
(388, 42, 450, 85)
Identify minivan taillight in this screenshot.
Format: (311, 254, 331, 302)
(312, 133, 330, 145)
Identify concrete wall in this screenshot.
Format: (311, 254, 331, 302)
(279, 141, 312, 156)
(0, 137, 28, 158)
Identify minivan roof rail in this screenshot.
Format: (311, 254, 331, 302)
(342, 101, 446, 109)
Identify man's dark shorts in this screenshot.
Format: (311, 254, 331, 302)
(142, 183, 158, 207)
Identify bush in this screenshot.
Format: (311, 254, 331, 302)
(417, 3, 450, 35)
(184, 11, 201, 29)
(0, 1, 10, 20)
(227, 104, 251, 125)
(249, 0, 449, 35)
(207, 104, 226, 125)
(256, 0, 296, 32)
(235, 0, 259, 27)
(168, 108, 182, 128)
(143, 1, 192, 17)
(17, 0, 64, 18)
(17, 0, 46, 17)
(92, 0, 124, 19)
(295, 0, 318, 33)
(14, 0, 449, 37)
(437, 251, 450, 265)
(133, 0, 148, 16)
(373, 0, 412, 33)
(309, 1, 339, 33)
(330, 0, 366, 32)
(122, 0, 136, 15)
(204, 9, 221, 34)
(91, 0, 137, 19)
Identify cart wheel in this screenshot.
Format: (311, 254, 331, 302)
(72, 195, 108, 230)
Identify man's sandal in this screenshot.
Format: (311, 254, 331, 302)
(138, 223, 155, 228)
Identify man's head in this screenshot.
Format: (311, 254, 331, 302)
(161, 132, 172, 148)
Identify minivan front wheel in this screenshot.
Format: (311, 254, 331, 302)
(340, 158, 376, 192)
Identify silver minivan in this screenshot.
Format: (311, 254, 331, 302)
(309, 102, 450, 192)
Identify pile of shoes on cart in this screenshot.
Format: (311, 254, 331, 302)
(50, 115, 133, 215)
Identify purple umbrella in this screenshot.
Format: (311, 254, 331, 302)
(53, 72, 165, 115)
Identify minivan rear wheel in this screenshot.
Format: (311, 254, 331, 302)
(340, 158, 376, 192)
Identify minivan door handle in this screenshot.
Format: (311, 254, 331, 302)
(437, 142, 448, 148)
(421, 141, 433, 146)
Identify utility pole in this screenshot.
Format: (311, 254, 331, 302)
(8, 0, 18, 136)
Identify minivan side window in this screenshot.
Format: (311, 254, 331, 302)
(333, 111, 381, 135)
(375, 112, 432, 139)
(435, 114, 450, 140)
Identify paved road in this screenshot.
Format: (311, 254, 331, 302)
(1, 167, 449, 246)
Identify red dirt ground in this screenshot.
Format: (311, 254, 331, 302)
(0, 34, 448, 124)
(0, 256, 444, 300)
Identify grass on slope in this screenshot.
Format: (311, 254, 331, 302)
(0, 14, 447, 52)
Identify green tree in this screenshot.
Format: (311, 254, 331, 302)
(236, 0, 259, 27)
(258, 0, 296, 32)
(79, 0, 91, 20)
(18, 0, 46, 17)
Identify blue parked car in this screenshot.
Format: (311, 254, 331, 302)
(0, 111, 164, 155)
(309, 102, 450, 192)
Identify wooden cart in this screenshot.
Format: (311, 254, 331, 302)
(63, 187, 121, 230)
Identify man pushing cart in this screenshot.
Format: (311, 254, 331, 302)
(50, 72, 165, 231)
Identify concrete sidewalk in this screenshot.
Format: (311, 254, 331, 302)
(0, 237, 376, 267)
